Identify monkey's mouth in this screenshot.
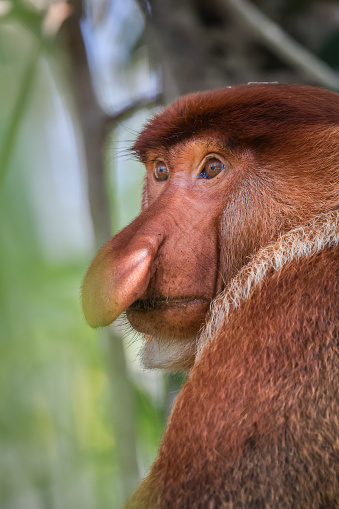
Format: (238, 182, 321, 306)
(129, 296, 209, 312)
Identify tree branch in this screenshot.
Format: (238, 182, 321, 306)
(105, 92, 163, 129)
(222, 0, 339, 91)
(135, 0, 151, 19)
(62, 1, 140, 501)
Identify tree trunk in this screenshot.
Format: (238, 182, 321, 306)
(62, 0, 140, 500)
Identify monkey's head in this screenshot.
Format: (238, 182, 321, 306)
(82, 84, 339, 370)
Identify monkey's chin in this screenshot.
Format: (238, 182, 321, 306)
(140, 335, 197, 371)
(126, 298, 209, 371)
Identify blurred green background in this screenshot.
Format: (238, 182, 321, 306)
(1, 0, 339, 507)
(0, 2, 165, 507)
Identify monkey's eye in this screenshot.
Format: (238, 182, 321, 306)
(154, 161, 169, 181)
(198, 158, 224, 179)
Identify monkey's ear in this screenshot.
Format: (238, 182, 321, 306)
(82, 224, 164, 327)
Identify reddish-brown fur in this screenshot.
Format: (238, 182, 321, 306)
(151, 248, 339, 507)
(82, 84, 339, 507)
(133, 84, 339, 162)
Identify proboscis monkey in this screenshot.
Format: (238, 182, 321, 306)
(82, 84, 339, 508)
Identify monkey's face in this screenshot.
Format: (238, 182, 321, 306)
(82, 137, 244, 367)
(126, 139, 234, 343)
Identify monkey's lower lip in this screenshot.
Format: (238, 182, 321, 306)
(129, 296, 209, 312)
(127, 296, 210, 339)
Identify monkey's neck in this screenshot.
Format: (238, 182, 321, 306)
(197, 208, 339, 358)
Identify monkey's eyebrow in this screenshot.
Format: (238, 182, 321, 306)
(200, 137, 237, 156)
(141, 138, 236, 168)
(212, 137, 238, 153)
(144, 153, 171, 167)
